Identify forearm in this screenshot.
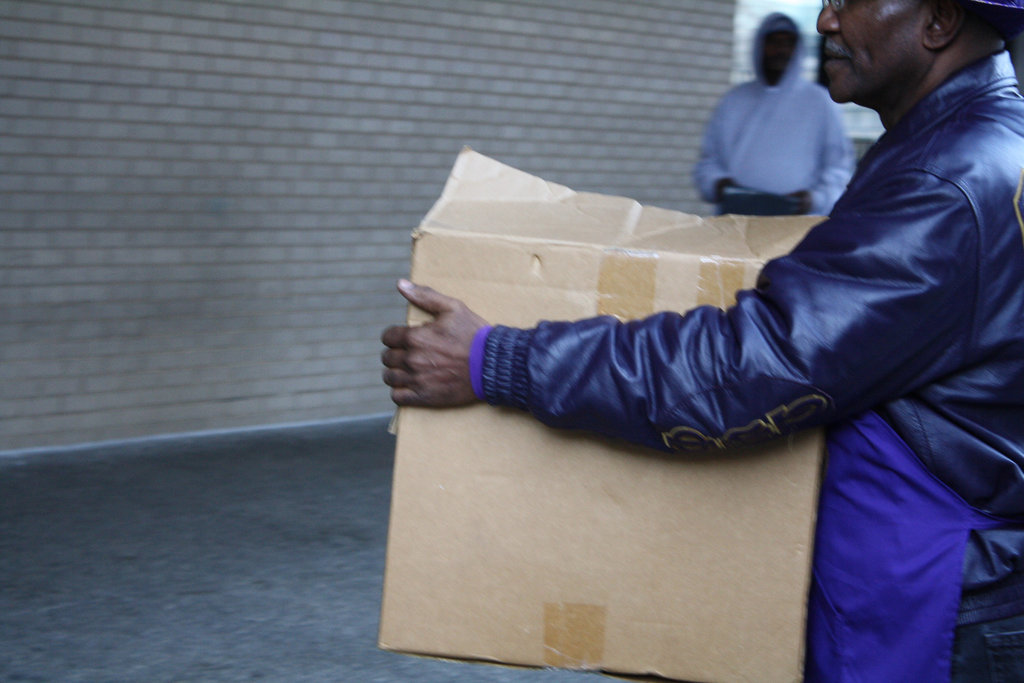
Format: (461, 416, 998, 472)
(479, 305, 835, 453)
(478, 200, 974, 453)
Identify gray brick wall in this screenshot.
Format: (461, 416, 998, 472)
(0, 0, 736, 451)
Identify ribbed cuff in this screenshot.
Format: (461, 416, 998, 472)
(481, 325, 533, 411)
(468, 325, 492, 400)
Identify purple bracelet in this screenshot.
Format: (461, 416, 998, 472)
(469, 325, 493, 400)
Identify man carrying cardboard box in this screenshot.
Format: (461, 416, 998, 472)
(382, 0, 1024, 679)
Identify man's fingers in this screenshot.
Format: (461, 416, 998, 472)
(380, 324, 411, 349)
(384, 370, 438, 407)
(389, 386, 428, 407)
(396, 279, 459, 317)
(380, 347, 406, 370)
(382, 365, 411, 388)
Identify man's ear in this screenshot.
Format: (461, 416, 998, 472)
(923, 0, 966, 50)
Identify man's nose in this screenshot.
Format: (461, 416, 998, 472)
(817, 4, 839, 33)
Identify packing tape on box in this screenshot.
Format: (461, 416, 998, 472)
(697, 257, 748, 309)
(598, 251, 749, 319)
(597, 249, 657, 320)
(543, 602, 607, 668)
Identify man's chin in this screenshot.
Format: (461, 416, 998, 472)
(826, 84, 853, 104)
(823, 64, 853, 103)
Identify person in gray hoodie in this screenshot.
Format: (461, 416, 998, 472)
(694, 12, 854, 215)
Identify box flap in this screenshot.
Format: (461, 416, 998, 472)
(420, 148, 823, 258)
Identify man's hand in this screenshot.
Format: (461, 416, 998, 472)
(787, 190, 812, 214)
(381, 280, 488, 407)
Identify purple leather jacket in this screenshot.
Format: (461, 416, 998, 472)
(479, 53, 1024, 579)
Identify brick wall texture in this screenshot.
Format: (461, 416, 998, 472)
(0, 0, 736, 450)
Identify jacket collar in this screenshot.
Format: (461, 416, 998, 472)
(888, 51, 1019, 141)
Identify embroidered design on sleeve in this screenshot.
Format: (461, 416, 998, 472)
(661, 394, 832, 452)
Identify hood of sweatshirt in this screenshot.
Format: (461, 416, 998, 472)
(753, 12, 805, 89)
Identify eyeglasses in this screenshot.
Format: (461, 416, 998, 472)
(821, 0, 846, 10)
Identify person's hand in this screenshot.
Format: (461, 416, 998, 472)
(714, 177, 736, 202)
(787, 190, 812, 214)
(381, 279, 488, 407)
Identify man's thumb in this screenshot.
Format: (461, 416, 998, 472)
(397, 279, 451, 316)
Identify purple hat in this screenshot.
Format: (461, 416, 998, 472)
(957, 0, 1024, 38)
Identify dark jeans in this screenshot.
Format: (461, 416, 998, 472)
(952, 572, 1024, 682)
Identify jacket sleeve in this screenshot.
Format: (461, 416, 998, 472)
(481, 169, 979, 452)
(693, 98, 732, 205)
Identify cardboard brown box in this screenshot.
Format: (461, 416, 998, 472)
(379, 149, 826, 683)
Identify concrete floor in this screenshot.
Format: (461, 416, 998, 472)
(0, 416, 602, 683)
